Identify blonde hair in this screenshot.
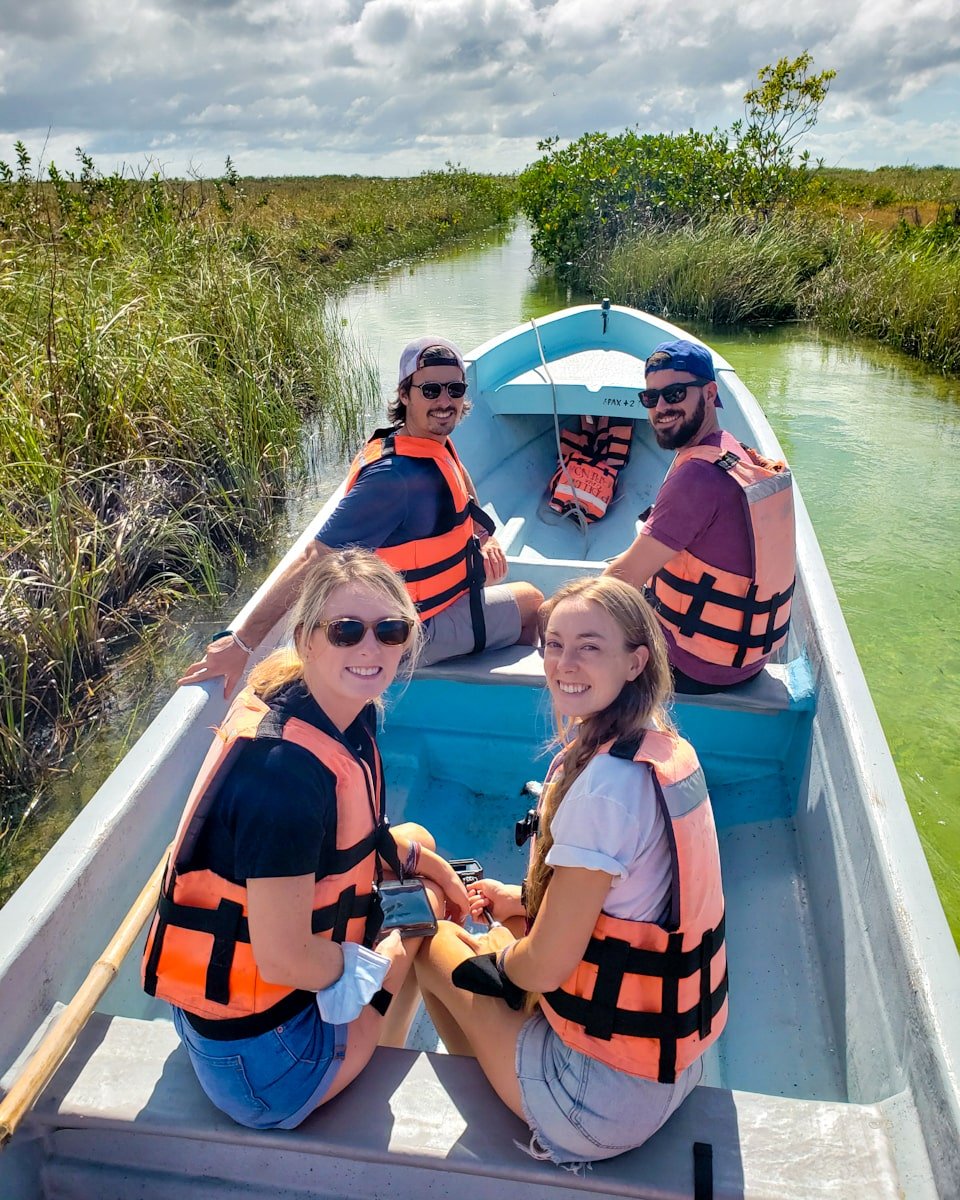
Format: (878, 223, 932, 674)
(247, 547, 421, 702)
(524, 576, 674, 923)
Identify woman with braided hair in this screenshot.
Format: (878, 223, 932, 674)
(414, 576, 728, 1166)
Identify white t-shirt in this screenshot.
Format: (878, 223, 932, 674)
(545, 752, 672, 925)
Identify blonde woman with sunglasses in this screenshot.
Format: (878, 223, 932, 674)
(143, 549, 469, 1129)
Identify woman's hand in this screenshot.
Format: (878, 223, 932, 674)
(417, 848, 471, 924)
(468, 878, 524, 925)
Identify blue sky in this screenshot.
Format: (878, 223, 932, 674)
(1, 0, 958, 178)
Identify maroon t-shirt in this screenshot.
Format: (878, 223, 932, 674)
(641, 431, 760, 685)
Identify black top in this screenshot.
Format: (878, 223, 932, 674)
(181, 681, 383, 1039)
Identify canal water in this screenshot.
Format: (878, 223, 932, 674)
(6, 223, 959, 945)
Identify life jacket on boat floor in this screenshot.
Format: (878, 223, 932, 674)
(548, 417, 633, 523)
(534, 730, 728, 1084)
(650, 431, 795, 671)
(141, 687, 397, 1025)
(345, 427, 495, 651)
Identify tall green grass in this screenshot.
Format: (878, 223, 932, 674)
(590, 215, 832, 325)
(801, 222, 960, 374)
(0, 153, 517, 816)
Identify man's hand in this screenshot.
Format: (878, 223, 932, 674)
(178, 634, 250, 698)
(480, 535, 507, 584)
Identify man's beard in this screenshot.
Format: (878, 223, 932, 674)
(653, 396, 706, 450)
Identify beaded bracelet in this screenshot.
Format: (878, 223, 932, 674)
(402, 840, 421, 879)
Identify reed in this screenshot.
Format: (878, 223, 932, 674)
(0, 154, 517, 816)
(589, 214, 832, 325)
(799, 221, 960, 375)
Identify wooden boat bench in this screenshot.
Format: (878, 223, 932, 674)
(12, 1008, 906, 1200)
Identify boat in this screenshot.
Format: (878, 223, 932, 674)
(1, 301, 958, 1199)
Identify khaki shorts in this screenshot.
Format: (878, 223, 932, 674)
(419, 585, 521, 667)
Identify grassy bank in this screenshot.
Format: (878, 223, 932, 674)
(0, 154, 517, 827)
(556, 168, 960, 376)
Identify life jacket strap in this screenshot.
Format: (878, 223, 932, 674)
(653, 567, 794, 656)
(206, 898, 246, 1005)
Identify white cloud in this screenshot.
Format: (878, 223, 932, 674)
(0, 0, 958, 174)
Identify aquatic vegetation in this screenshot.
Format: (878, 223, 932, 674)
(0, 149, 517, 805)
(592, 214, 832, 326)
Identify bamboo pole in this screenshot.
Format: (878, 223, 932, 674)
(0, 848, 169, 1150)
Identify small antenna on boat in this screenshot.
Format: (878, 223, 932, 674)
(601, 297, 610, 334)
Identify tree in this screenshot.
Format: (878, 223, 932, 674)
(733, 52, 837, 211)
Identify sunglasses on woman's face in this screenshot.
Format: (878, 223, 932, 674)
(637, 381, 706, 409)
(316, 617, 413, 648)
(410, 380, 467, 400)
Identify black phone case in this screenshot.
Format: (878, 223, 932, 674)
(378, 879, 438, 939)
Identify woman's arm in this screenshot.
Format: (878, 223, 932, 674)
(497, 866, 613, 993)
(247, 873, 346, 989)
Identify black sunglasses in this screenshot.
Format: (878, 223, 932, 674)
(316, 617, 413, 648)
(638, 380, 707, 409)
(410, 380, 467, 400)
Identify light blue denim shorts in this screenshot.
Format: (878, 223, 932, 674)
(172, 1002, 348, 1130)
(515, 1012, 703, 1166)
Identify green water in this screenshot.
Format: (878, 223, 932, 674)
(6, 223, 959, 948)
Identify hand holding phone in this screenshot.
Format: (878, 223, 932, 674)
(377, 879, 438, 939)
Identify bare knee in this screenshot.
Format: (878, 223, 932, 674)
(393, 821, 436, 853)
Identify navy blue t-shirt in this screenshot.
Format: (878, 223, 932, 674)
(318, 452, 457, 549)
(188, 681, 383, 887)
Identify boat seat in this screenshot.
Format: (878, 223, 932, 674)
(14, 1009, 904, 1200)
(416, 647, 815, 715)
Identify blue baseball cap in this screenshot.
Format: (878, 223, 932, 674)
(645, 339, 715, 382)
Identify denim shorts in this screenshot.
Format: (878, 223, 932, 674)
(172, 1002, 348, 1130)
(515, 1012, 703, 1166)
(420, 585, 521, 666)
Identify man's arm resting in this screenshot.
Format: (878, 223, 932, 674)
(178, 538, 334, 696)
(602, 528, 676, 592)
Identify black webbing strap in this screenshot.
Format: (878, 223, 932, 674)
(657, 566, 796, 616)
(466, 533, 487, 654)
(400, 539, 469, 585)
(205, 898, 245, 1005)
(578, 913, 726, 980)
(142, 893, 168, 998)
(545, 968, 728, 1045)
(309, 886, 380, 939)
(675, 572, 719, 639)
(156, 891, 251, 941)
(731, 582, 758, 669)
(698, 927, 715, 1038)
(369, 988, 393, 1016)
(328, 885, 358, 944)
(657, 933, 684, 1083)
(582, 936, 631, 1040)
(694, 1142, 714, 1200)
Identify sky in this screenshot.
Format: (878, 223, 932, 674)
(1, 0, 959, 180)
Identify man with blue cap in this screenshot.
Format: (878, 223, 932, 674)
(181, 336, 543, 695)
(604, 339, 796, 693)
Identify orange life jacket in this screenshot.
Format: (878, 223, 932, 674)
(548, 417, 634, 523)
(344, 429, 493, 648)
(650, 431, 795, 671)
(141, 688, 395, 1027)
(536, 730, 728, 1084)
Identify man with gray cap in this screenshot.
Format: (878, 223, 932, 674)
(181, 337, 543, 695)
(603, 339, 795, 693)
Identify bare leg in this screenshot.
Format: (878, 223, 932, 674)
(414, 922, 529, 1119)
(508, 582, 545, 646)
